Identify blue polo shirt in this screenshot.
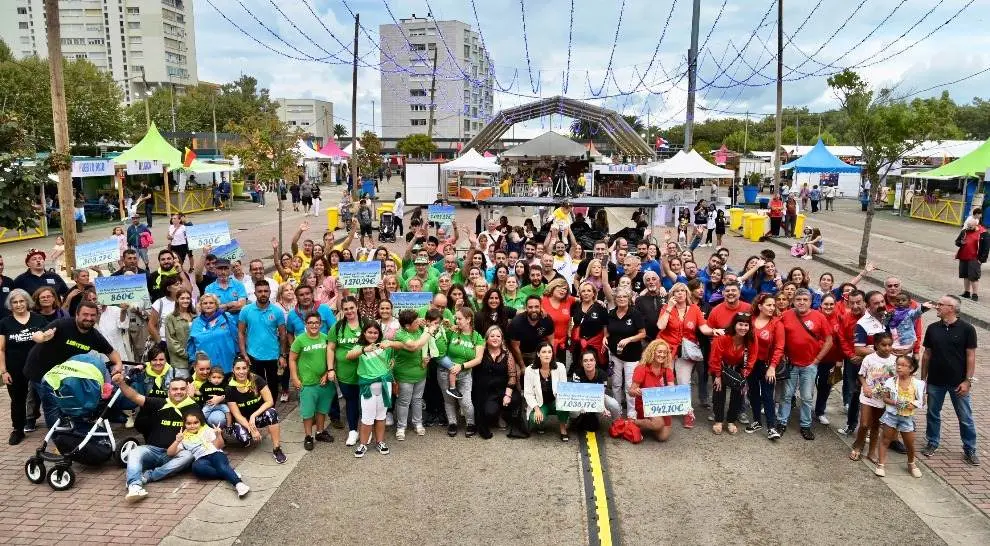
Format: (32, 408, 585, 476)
(641, 259, 661, 276)
(205, 279, 248, 314)
(286, 304, 337, 337)
(237, 302, 285, 360)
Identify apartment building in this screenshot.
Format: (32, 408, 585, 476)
(275, 98, 334, 143)
(378, 14, 495, 142)
(0, 0, 198, 104)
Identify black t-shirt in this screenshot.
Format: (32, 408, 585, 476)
(225, 375, 268, 416)
(197, 272, 218, 295)
(540, 373, 555, 405)
(23, 318, 115, 382)
(14, 270, 68, 298)
(199, 382, 226, 405)
(0, 277, 15, 319)
(0, 313, 48, 377)
(570, 301, 609, 339)
(627, 272, 646, 293)
(923, 319, 978, 387)
(569, 365, 607, 384)
(507, 314, 555, 354)
(141, 397, 201, 449)
(147, 270, 179, 302)
(606, 308, 646, 362)
(112, 267, 148, 277)
(635, 293, 666, 340)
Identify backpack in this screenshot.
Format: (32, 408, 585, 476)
(139, 230, 154, 249)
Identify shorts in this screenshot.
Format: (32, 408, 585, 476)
(299, 383, 335, 419)
(958, 259, 981, 281)
(301, 196, 313, 207)
(230, 408, 280, 445)
(359, 224, 373, 237)
(430, 355, 454, 370)
(291, 194, 300, 203)
(360, 383, 387, 425)
(879, 411, 915, 433)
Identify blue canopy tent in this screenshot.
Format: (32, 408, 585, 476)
(781, 139, 862, 197)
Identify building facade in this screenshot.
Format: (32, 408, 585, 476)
(275, 98, 334, 144)
(1, 0, 198, 104)
(379, 15, 494, 143)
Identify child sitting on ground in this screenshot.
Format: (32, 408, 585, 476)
(874, 355, 926, 478)
(200, 367, 231, 428)
(167, 412, 250, 498)
(888, 294, 932, 354)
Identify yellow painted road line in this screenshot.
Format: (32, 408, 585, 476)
(584, 431, 614, 546)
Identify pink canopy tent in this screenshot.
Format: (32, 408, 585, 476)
(318, 139, 349, 160)
(482, 151, 495, 158)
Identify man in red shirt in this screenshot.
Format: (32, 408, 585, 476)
(707, 282, 751, 329)
(839, 290, 867, 436)
(955, 217, 989, 301)
(777, 289, 833, 440)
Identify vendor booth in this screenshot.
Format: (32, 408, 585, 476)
(780, 138, 863, 198)
(439, 149, 500, 204)
(500, 131, 590, 197)
(904, 137, 990, 226)
(644, 150, 734, 224)
(317, 139, 349, 184)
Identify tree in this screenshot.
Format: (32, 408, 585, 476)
(333, 123, 348, 139)
(0, 114, 47, 231)
(621, 114, 644, 135)
(396, 133, 437, 158)
(354, 131, 383, 180)
(827, 69, 954, 266)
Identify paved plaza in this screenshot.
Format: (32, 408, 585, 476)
(0, 187, 989, 545)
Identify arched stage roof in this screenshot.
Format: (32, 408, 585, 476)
(462, 96, 655, 158)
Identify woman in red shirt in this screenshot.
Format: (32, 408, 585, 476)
(749, 293, 784, 440)
(542, 278, 575, 364)
(657, 282, 718, 429)
(768, 194, 784, 237)
(708, 313, 758, 435)
(628, 339, 676, 442)
(814, 293, 848, 425)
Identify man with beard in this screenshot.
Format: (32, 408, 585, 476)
(507, 296, 555, 372)
(634, 271, 667, 340)
(24, 302, 123, 426)
(838, 290, 868, 436)
(14, 249, 68, 298)
(242, 259, 278, 304)
(111, 249, 147, 276)
(544, 226, 578, 284)
(523, 240, 538, 265)
(636, 241, 661, 276)
(238, 281, 288, 404)
(707, 282, 751, 329)
(147, 249, 182, 302)
(623, 255, 646, 293)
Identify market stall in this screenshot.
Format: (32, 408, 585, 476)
(317, 139, 349, 184)
(903, 137, 990, 226)
(499, 131, 590, 197)
(643, 149, 734, 223)
(439, 149, 501, 203)
(780, 138, 863, 198)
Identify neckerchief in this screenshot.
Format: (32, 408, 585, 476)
(145, 362, 173, 388)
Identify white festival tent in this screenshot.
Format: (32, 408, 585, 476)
(295, 139, 332, 160)
(440, 149, 501, 173)
(645, 149, 735, 179)
(342, 140, 363, 155)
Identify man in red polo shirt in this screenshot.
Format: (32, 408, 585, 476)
(838, 290, 867, 436)
(707, 281, 751, 329)
(777, 289, 833, 440)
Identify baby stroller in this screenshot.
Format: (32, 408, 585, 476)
(379, 211, 397, 243)
(24, 356, 141, 491)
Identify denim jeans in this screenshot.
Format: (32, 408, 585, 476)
(125, 445, 193, 487)
(204, 404, 230, 427)
(926, 383, 978, 454)
(844, 359, 861, 430)
(438, 369, 474, 426)
(779, 364, 817, 428)
(192, 452, 241, 486)
(395, 379, 426, 430)
(33, 380, 62, 429)
(747, 361, 777, 428)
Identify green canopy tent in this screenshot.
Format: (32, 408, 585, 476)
(904, 137, 990, 180)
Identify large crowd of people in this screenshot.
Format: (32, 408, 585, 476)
(0, 192, 980, 503)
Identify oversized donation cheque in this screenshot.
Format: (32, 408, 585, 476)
(186, 221, 231, 249)
(93, 274, 151, 306)
(555, 383, 605, 413)
(337, 261, 382, 289)
(75, 239, 121, 270)
(641, 385, 692, 417)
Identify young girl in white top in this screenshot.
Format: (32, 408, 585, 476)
(875, 355, 926, 478)
(849, 332, 896, 464)
(167, 412, 251, 498)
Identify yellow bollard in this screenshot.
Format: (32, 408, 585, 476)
(729, 207, 745, 231)
(326, 208, 339, 231)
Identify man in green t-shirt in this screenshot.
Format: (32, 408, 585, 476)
(519, 264, 547, 299)
(289, 311, 334, 451)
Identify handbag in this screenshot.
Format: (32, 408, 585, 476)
(680, 338, 704, 361)
(774, 357, 792, 381)
(721, 348, 747, 390)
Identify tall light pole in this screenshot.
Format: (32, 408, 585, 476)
(683, 0, 702, 149)
(772, 1, 784, 197)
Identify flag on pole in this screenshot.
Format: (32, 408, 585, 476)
(182, 147, 197, 168)
(655, 136, 668, 149)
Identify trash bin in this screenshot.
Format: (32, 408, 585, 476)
(729, 208, 744, 230)
(361, 179, 376, 199)
(741, 213, 757, 240)
(746, 214, 766, 242)
(743, 185, 759, 205)
(794, 213, 807, 237)
(326, 208, 339, 231)
(759, 197, 770, 209)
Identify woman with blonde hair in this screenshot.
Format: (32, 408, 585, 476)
(583, 258, 612, 301)
(187, 294, 239, 373)
(627, 339, 676, 442)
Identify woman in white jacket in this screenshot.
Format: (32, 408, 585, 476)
(523, 342, 570, 441)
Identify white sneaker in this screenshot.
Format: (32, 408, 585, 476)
(415, 425, 426, 436)
(235, 482, 251, 498)
(396, 428, 406, 441)
(279, 392, 289, 403)
(818, 415, 830, 425)
(125, 412, 135, 429)
(345, 430, 359, 446)
(126, 484, 148, 501)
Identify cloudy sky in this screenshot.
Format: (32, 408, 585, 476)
(194, 0, 990, 138)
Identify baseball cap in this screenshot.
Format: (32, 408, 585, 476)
(214, 258, 232, 268)
(25, 248, 46, 264)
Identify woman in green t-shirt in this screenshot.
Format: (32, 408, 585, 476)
(390, 309, 437, 440)
(443, 307, 484, 438)
(345, 321, 398, 458)
(327, 296, 365, 447)
(502, 276, 525, 311)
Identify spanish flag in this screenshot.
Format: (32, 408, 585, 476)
(182, 147, 197, 168)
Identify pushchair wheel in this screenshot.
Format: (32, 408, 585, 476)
(115, 437, 140, 467)
(47, 465, 75, 491)
(25, 458, 45, 484)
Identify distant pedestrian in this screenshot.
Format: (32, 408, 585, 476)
(300, 179, 313, 215)
(809, 185, 821, 213)
(800, 182, 810, 211)
(311, 183, 322, 217)
(954, 217, 988, 301)
(290, 180, 300, 211)
(823, 185, 836, 211)
(921, 294, 979, 466)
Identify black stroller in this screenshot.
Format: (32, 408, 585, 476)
(379, 211, 397, 242)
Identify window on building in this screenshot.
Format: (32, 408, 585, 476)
(88, 38, 105, 45)
(411, 119, 427, 126)
(410, 89, 427, 97)
(127, 21, 140, 29)
(463, 45, 470, 58)
(17, 7, 27, 15)
(131, 36, 144, 45)
(472, 107, 477, 117)
(18, 22, 28, 29)
(61, 38, 86, 45)
(85, 23, 101, 31)
(464, 119, 471, 131)
(127, 7, 139, 14)
(409, 28, 426, 37)
(410, 43, 426, 51)
(410, 104, 427, 111)
(130, 50, 143, 59)
(427, 43, 436, 50)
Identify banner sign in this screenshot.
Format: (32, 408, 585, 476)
(186, 221, 231, 249)
(126, 160, 162, 175)
(338, 261, 382, 289)
(94, 274, 151, 306)
(71, 159, 115, 178)
(75, 238, 120, 269)
(642, 385, 692, 417)
(389, 291, 433, 311)
(427, 205, 455, 225)
(212, 240, 243, 261)
(555, 382, 605, 413)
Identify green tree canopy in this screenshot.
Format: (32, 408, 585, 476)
(0, 113, 47, 231)
(354, 131, 383, 179)
(396, 133, 437, 158)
